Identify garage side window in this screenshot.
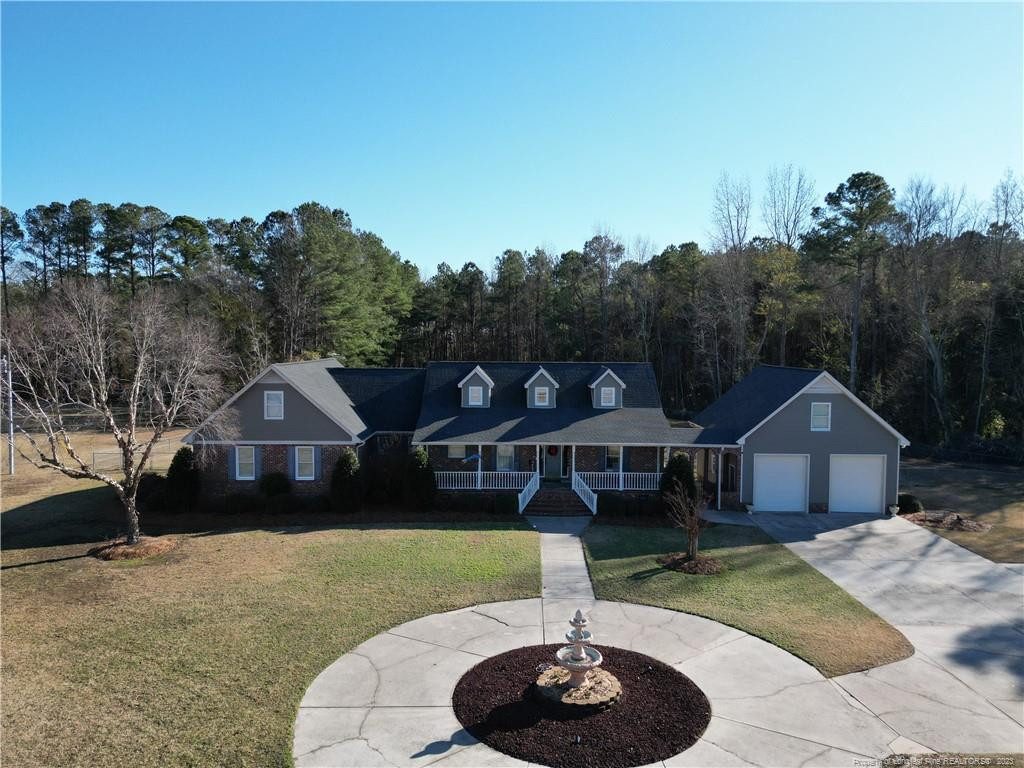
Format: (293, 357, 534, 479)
(810, 402, 831, 431)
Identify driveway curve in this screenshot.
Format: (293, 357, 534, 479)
(293, 598, 906, 767)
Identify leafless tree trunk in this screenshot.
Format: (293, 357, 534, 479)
(5, 282, 225, 543)
(762, 165, 815, 248)
(711, 173, 751, 252)
(663, 479, 707, 559)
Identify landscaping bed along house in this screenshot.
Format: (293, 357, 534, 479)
(582, 523, 914, 678)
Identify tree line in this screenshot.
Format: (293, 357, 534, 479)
(2, 166, 1022, 456)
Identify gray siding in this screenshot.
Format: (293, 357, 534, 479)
(460, 372, 491, 408)
(740, 393, 900, 508)
(527, 378, 557, 408)
(224, 382, 354, 442)
(590, 377, 623, 408)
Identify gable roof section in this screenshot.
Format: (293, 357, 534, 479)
(457, 365, 495, 389)
(691, 365, 909, 447)
(329, 368, 426, 437)
(588, 367, 627, 389)
(523, 366, 559, 389)
(413, 362, 673, 445)
(184, 358, 365, 444)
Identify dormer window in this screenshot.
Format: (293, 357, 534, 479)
(600, 387, 615, 407)
(589, 367, 626, 409)
(468, 385, 483, 406)
(534, 387, 549, 407)
(458, 365, 494, 408)
(524, 366, 559, 408)
(264, 391, 284, 420)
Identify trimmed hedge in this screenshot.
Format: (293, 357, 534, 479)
(165, 446, 201, 513)
(494, 492, 518, 517)
(660, 453, 698, 500)
(403, 447, 437, 511)
(330, 448, 363, 513)
(259, 472, 291, 498)
(597, 492, 665, 517)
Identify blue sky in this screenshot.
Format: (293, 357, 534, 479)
(2, 2, 1021, 276)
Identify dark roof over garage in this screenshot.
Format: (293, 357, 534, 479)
(329, 368, 425, 438)
(691, 365, 824, 444)
(412, 362, 676, 445)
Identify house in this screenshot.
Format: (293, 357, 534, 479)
(185, 360, 908, 516)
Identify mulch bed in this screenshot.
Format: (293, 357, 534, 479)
(88, 535, 177, 561)
(656, 552, 724, 574)
(452, 644, 711, 768)
(902, 511, 992, 533)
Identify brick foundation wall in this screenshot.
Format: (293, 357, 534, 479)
(198, 444, 353, 498)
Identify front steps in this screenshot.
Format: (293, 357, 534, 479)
(525, 486, 591, 516)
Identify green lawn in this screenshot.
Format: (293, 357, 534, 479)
(583, 523, 913, 677)
(2, 521, 540, 768)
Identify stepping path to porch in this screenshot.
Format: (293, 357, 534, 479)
(293, 513, 956, 768)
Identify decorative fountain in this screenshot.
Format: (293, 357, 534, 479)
(533, 609, 622, 711)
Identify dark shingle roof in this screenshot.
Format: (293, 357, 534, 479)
(412, 362, 675, 445)
(329, 368, 425, 438)
(691, 365, 823, 444)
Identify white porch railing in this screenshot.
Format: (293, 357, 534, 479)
(576, 471, 661, 491)
(517, 473, 541, 514)
(435, 471, 534, 491)
(571, 472, 598, 515)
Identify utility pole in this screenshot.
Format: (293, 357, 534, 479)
(2, 356, 12, 475)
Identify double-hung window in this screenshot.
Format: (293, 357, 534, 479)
(810, 402, 831, 432)
(467, 386, 484, 406)
(264, 390, 284, 420)
(600, 387, 616, 407)
(497, 445, 514, 472)
(534, 387, 549, 406)
(295, 446, 315, 480)
(235, 446, 256, 480)
(448, 444, 467, 459)
(605, 445, 621, 472)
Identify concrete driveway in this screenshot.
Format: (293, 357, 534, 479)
(756, 513, 1024, 753)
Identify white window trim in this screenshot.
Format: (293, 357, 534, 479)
(264, 390, 284, 420)
(600, 386, 616, 407)
(496, 444, 514, 471)
(534, 386, 550, 406)
(448, 444, 466, 459)
(810, 402, 832, 432)
(295, 445, 315, 481)
(467, 385, 484, 406)
(235, 445, 256, 481)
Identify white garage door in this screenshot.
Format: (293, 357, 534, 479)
(829, 455, 885, 514)
(753, 454, 808, 513)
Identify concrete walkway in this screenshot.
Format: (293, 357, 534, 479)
(526, 515, 596, 600)
(756, 513, 1024, 753)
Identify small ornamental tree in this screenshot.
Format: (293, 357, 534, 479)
(330, 447, 362, 513)
(663, 478, 708, 560)
(165, 446, 201, 513)
(404, 447, 436, 511)
(660, 452, 698, 501)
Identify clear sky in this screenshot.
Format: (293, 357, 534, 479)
(2, 2, 1021, 276)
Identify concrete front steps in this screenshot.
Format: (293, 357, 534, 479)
(525, 486, 592, 516)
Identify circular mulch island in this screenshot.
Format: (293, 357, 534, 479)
(452, 644, 711, 768)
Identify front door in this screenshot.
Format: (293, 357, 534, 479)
(544, 445, 562, 479)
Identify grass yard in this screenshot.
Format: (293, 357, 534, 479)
(583, 523, 914, 678)
(2, 433, 541, 768)
(901, 458, 1024, 562)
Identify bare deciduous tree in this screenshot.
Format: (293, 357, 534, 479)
(5, 282, 225, 543)
(711, 172, 751, 252)
(762, 165, 815, 248)
(663, 478, 707, 559)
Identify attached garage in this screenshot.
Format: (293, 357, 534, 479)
(828, 454, 886, 514)
(752, 454, 808, 513)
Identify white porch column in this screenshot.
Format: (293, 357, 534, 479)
(618, 445, 624, 491)
(535, 445, 540, 477)
(571, 445, 575, 475)
(716, 448, 723, 510)
(477, 444, 483, 489)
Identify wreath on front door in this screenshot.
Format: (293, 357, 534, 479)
(547, 445, 558, 456)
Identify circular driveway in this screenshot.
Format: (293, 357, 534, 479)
(293, 598, 902, 767)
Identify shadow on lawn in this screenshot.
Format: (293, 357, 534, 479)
(1, 485, 530, 556)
